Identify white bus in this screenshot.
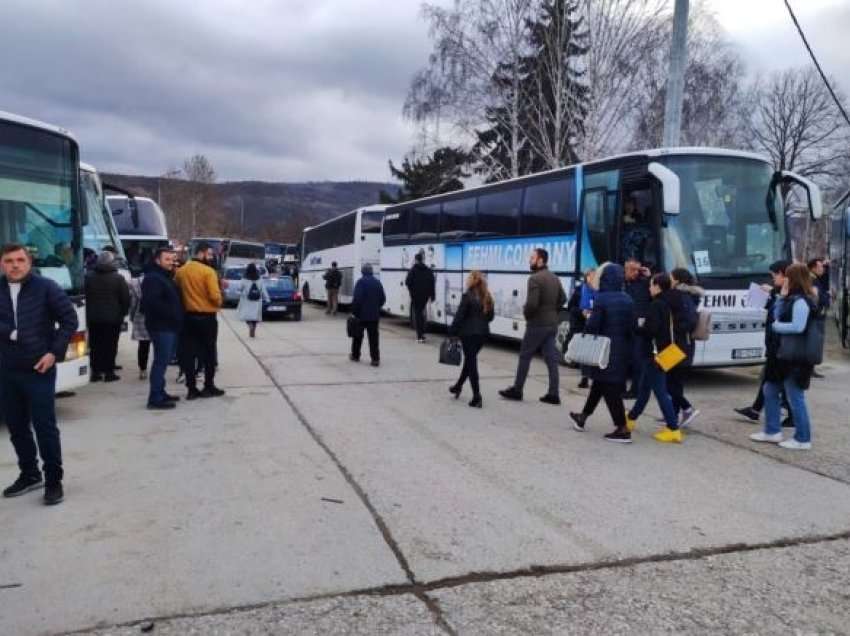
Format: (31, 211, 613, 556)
(80, 163, 129, 279)
(106, 195, 170, 276)
(299, 205, 385, 305)
(0, 111, 90, 392)
(381, 148, 822, 367)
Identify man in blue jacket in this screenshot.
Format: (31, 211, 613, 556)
(0, 244, 78, 505)
(350, 263, 385, 367)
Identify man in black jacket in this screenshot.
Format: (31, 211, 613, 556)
(323, 262, 342, 315)
(405, 251, 435, 342)
(0, 244, 78, 505)
(141, 248, 184, 410)
(85, 251, 130, 381)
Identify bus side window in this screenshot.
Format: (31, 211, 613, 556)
(410, 203, 440, 241)
(522, 176, 576, 236)
(440, 197, 476, 240)
(477, 188, 521, 238)
(383, 208, 411, 245)
(583, 188, 612, 264)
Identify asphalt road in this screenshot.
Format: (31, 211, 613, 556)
(1, 304, 849, 636)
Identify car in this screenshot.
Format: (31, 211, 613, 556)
(263, 276, 302, 320)
(223, 266, 268, 307)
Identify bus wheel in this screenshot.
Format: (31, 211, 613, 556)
(303, 283, 311, 303)
(555, 311, 573, 367)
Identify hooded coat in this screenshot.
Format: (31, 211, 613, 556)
(584, 264, 634, 384)
(405, 261, 435, 306)
(85, 259, 130, 325)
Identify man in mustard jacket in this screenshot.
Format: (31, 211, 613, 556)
(174, 242, 224, 399)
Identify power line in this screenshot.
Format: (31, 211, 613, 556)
(784, 0, 850, 129)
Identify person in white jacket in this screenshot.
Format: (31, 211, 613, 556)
(236, 263, 270, 338)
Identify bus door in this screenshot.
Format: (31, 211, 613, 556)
(443, 243, 464, 325)
(580, 168, 621, 269)
(620, 181, 661, 271)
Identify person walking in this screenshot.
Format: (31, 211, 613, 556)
(129, 273, 151, 380)
(569, 263, 634, 443)
(174, 242, 224, 400)
(749, 263, 818, 450)
(349, 263, 385, 367)
(237, 263, 270, 338)
(448, 270, 495, 408)
(669, 268, 702, 427)
(405, 251, 436, 342)
(625, 273, 686, 443)
(85, 251, 130, 382)
(323, 262, 342, 315)
(499, 248, 566, 404)
(0, 244, 78, 505)
(141, 248, 184, 410)
(623, 259, 651, 399)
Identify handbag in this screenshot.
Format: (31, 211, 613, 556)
(565, 333, 611, 369)
(439, 338, 462, 366)
(777, 313, 824, 366)
(346, 315, 362, 339)
(655, 314, 687, 372)
(692, 310, 712, 341)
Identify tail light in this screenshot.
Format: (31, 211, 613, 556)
(293, 292, 302, 301)
(66, 331, 88, 360)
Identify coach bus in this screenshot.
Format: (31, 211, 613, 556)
(830, 189, 849, 348)
(381, 147, 822, 367)
(106, 194, 170, 276)
(187, 237, 266, 272)
(80, 163, 129, 278)
(299, 205, 385, 305)
(0, 111, 90, 392)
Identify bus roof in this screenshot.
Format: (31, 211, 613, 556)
(80, 161, 96, 174)
(303, 204, 386, 233)
(0, 110, 77, 142)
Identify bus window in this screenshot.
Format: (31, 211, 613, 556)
(410, 203, 440, 241)
(584, 189, 615, 264)
(521, 177, 576, 236)
(440, 197, 476, 239)
(361, 210, 384, 233)
(383, 208, 411, 245)
(477, 188, 521, 237)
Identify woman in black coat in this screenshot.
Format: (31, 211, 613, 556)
(569, 263, 635, 443)
(449, 270, 495, 408)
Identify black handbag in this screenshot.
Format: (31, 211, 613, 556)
(777, 314, 825, 366)
(439, 338, 462, 366)
(346, 315, 362, 338)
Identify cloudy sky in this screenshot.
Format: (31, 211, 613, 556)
(2, 0, 847, 183)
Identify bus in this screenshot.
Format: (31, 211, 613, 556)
(0, 111, 90, 392)
(829, 189, 850, 348)
(106, 194, 169, 276)
(187, 237, 266, 272)
(80, 163, 129, 279)
(299, 205, 385, 304)
(381, 147, 822, 367)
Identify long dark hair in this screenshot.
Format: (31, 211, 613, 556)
(245, 263, 260, 281)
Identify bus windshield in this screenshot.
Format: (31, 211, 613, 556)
(661, 156, 786, 277)
(0, 120, 83, 293)
(82, 171, 125, 261)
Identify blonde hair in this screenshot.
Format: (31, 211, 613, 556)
(592, 262, 612, 290)
(466, 270, 494, 314)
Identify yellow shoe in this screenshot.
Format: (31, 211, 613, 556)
(626, 416, 637, 432)
(653, 427, 683, 444)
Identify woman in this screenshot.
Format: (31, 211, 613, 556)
(237, 263, 270, 338)
(129, 273, 151, 380)
(569, 263, 634, 443)
(626, 273, 683, 443)
(449, 270, 495, 408)
(750, 263, 816, 450)
(669, 268, 702, 427)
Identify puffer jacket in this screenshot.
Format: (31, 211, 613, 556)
(351, 273, 386, 322)
(85, 261, 130, 325)
(584, 264, 633, 384)
(141, 264, 184, 333)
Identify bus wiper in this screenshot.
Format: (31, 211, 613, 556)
(765, 172, 781, 229)
(25, 203, 72, 228)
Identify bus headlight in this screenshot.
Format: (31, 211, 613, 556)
(66, 331, 88, 360)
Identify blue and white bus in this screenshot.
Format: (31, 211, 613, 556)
(381, 147, 822, 367)
(830, 189, 850, 349)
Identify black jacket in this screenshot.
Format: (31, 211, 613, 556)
(351, 273, 386, 322)
(0, 274, 79, 372)
(405, 262, 435, 306)
(637, 294, 674, 356)
(85, 263, 130, 325)
(625, 276, 651, 320)
(141, 264, 184, 333)
(450, 292, 494, 337)
(585, 264, 633, 384)
(324, 267, 342, 290)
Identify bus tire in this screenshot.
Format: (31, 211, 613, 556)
(303, 283, 311, 303)
(555, 311, 573, 367)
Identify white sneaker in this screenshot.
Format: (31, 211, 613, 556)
(680, 408, 700, 428)
(749, 431, 783, 444)
(779, 439, 811, 451)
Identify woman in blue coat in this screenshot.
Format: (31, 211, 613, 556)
(569, 263, 635, 443)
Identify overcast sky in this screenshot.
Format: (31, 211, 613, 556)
(2, 0, 847, 183)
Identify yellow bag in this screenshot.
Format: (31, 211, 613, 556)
(655, 314, 687, 371)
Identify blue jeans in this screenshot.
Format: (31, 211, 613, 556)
(764, 378, 811, 442)
(2, 367, 62, 482)
(628, 360, 679, 429)
(148, 330, 177, 405)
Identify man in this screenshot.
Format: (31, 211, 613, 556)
(405, 251, 435, 342)
(499, 248, 567, 404)
(323, 261, 342, 315)
(623, 259, 652, 399)
(141, 248, 184, 410)
(174, 242, 225, 400)
(350, 263, 385, 367)
(621, 197, 652, 265)
(0, 244, 78, 505)
(808, 258, 830, 379)
(85, 251, 130, 382)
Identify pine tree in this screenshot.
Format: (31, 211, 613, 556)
(380, 147, 472, 204)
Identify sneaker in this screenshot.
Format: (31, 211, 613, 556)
(200, 386, 226, 398)
(779, 439, 811, 450)
(417, 338, 426, 343)
(680, 408, 700, 428)
(654, 427, 683, 443)
(577, 377, 589, 389)
(625, 416, 637, 432)
(749, 431, 783, 444)
(139, 370, 148, 380)
(539, 394, 561, 405)
(499, 387, 523, 401)
(811, 369, 824, 379)
(604, 429, 633, 443)
(734, 406, 760, 422)
(43, 482, 64, 506)
(2, 473, 43, 498)
(569, 412, 586, 432)
(164, 393, 181, 402)
(147, 401, 176, 410)
(370, 360, 380, 367)
(186, 388, 202, 401)
(104, 373, 121, 383)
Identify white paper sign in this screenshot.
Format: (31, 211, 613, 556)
(746, 282, 770, 310)
(693, 250, 712, 274)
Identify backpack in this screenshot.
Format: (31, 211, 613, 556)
(247, 282, 261, 301)
(692, 310, 713, 341)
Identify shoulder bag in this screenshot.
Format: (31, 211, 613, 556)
(777, 299, 824, 366)
(655, 314, 687, 371)
(439, 338, 462, 366)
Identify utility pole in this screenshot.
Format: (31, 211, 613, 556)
(662, 0, 690, 147)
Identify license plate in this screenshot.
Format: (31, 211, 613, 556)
(79, 366, 88, 376)
(732, 348, 762, 360)
(268, 306, 287, 312)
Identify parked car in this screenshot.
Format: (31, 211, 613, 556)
(223, 266, 267, 307)
(263, 276, 302, 321)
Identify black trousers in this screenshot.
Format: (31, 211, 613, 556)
(352, 320, 380, 362)
(412, 301, 427, 339)
(582, 380, 627, 430)
(89, 322, 122, 375)
(456, 335, 485, 397)
(667, 366, 692, 415)
(138, 340, 151, 371)
(181, 313, 218, 389)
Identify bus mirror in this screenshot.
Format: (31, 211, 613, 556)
(780, 171, 823, 220)
(647, 162, 680, 215)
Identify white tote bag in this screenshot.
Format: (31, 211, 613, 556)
(565, 333, 611, 369)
